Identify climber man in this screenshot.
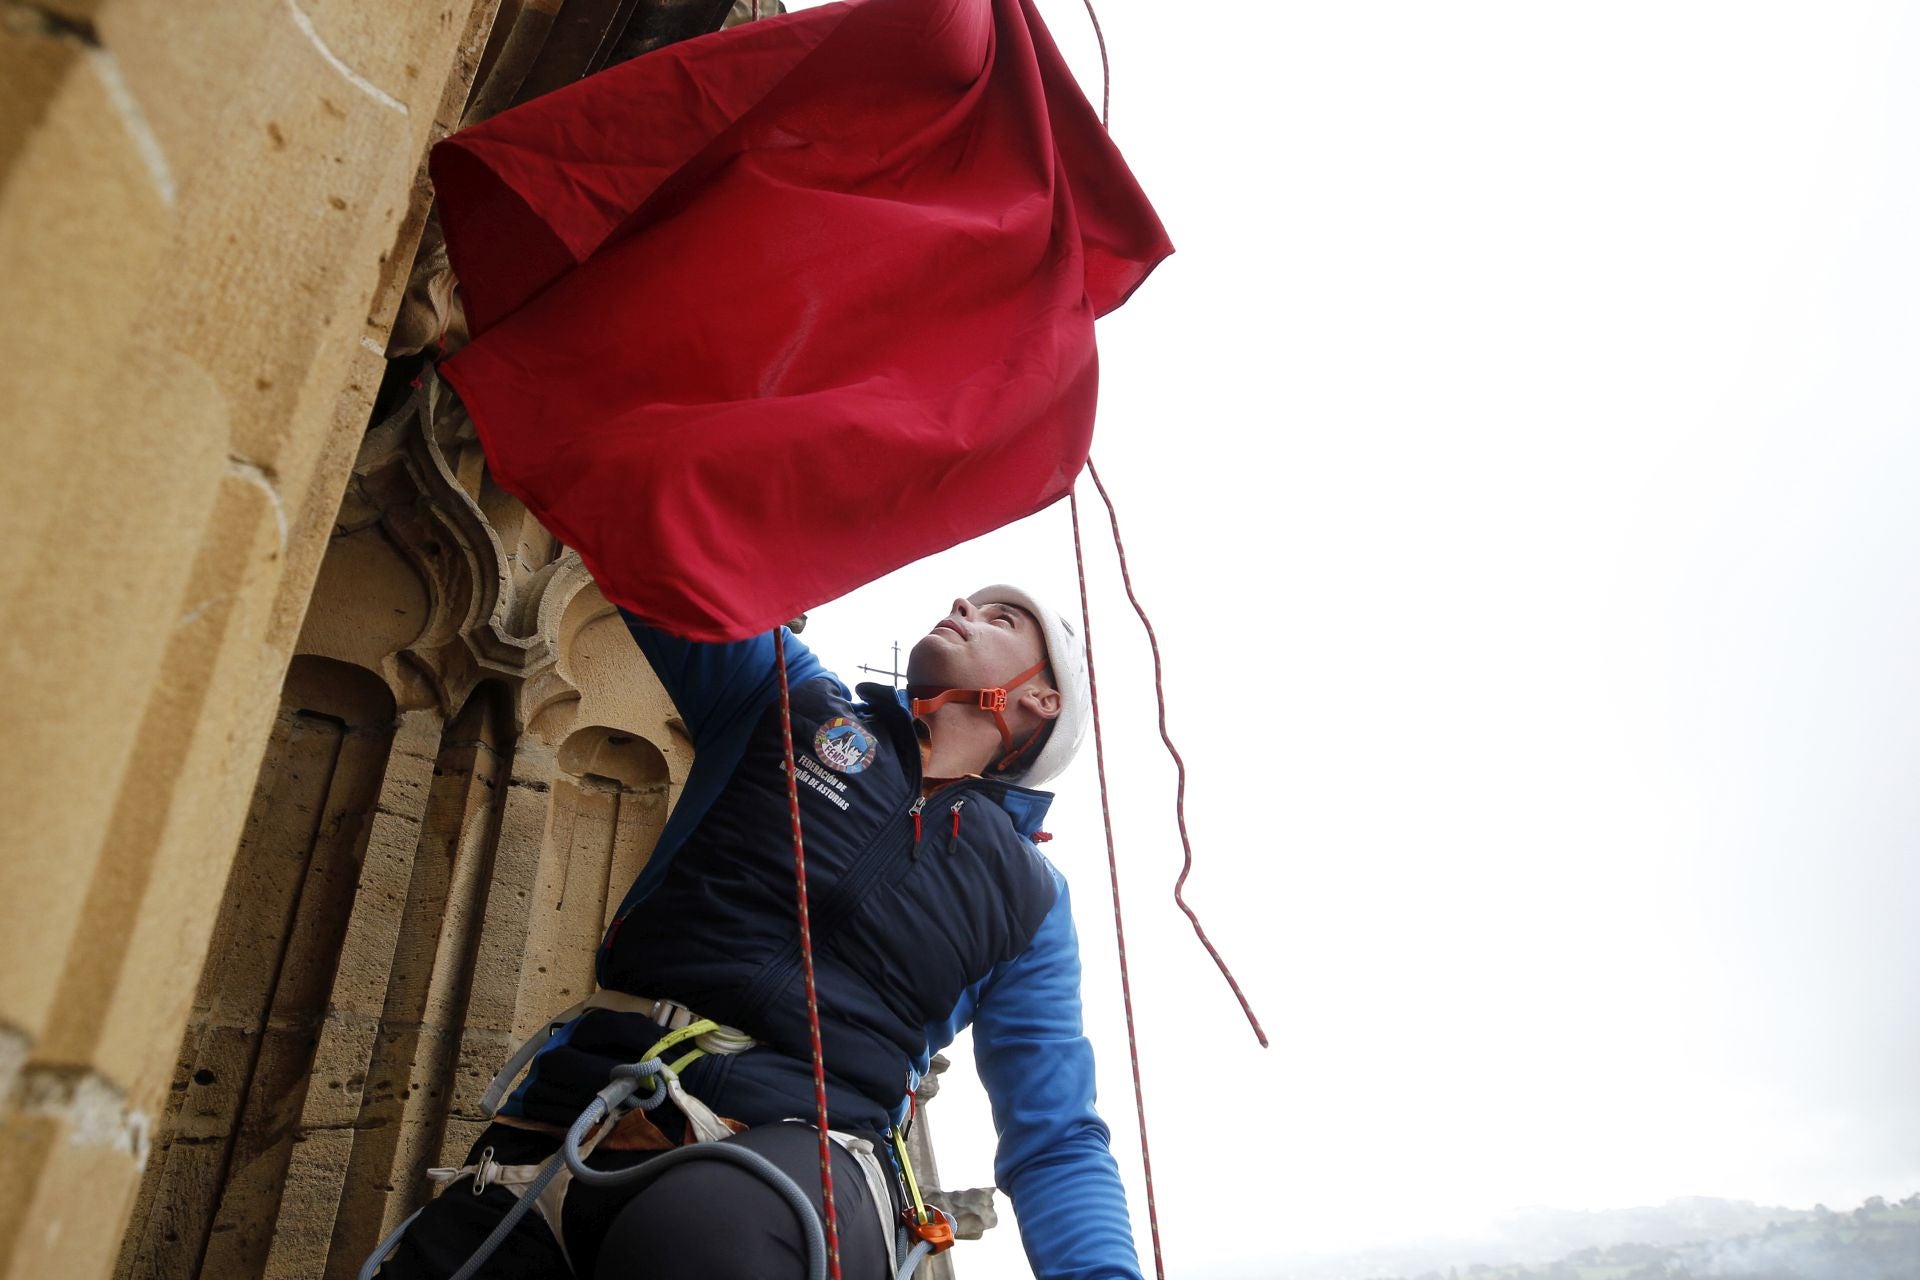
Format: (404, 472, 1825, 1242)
(375, 586, 1139, 1279)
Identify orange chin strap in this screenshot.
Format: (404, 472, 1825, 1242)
(909, 659, 1048, 773)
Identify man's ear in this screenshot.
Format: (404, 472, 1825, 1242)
(1018, 686, 1062, 721)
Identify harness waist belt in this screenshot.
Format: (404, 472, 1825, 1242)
(479, 989, 755, 1118)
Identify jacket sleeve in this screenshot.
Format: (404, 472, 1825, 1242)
(972, 869, 1142, 1280)
(620, 608, 829, 752)
(605, 610, 837, 917)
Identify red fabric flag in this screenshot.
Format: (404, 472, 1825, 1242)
(432, 0, 1171, 642)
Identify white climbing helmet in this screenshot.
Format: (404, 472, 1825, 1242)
(969, 584, 1090, 790)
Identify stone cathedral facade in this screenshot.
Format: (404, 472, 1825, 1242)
(113, 381, 692, 1278)
(1, 3, 971, 1277)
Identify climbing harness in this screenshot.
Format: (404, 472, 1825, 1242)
(476, 989, 756, 1118)
(358, 1005, 764, 1279)
(357, 1009, 927, 1280)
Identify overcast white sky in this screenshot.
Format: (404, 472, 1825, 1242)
(789, 1, 1920, 1275)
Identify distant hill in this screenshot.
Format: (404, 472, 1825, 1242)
(1265, 1195, 1920, 1280)
(1490, 1197, 1821, 1256)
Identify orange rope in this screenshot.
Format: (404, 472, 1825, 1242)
(774, 626, 843, 1280)
(1084, 461, 1270, 1048)
(1079, 0, 1112, 126)
(1072, 486, 1167, 1280)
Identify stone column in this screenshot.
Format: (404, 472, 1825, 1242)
(0, 4, 500, 1275)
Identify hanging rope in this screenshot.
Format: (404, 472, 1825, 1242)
(1078, 0, 1264, 1042)
(774, 626, 844, 1280)
(1071, 487, 1167, 1280)
(1078, 0, 1112, 126)
(1085, 460, 1270, 1047)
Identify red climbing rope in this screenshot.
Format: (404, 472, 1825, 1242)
(1079, 0, 1112, 127)
(1065, 3, 1266, 1270)
(1071, 487, 1166, 1280)
(774, 625, 844, 1280)
(1084, 460, 1270, 1047)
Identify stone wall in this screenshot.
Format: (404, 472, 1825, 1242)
(0, 4, 502, 1277)
(112, 384, 688, 1279)
(2, 3, 980, 1276)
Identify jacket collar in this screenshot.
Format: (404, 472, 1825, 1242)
(857, 683, 1056, 839)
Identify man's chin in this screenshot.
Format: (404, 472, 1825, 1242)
(905, 633, 957, 687)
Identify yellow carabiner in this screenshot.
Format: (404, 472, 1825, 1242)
(890, 1127, 930, 1225)
(638, 1018, 720, 1082)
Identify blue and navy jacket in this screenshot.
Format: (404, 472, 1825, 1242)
(507, 617, 1141, 1280)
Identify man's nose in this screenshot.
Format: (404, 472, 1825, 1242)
(950, 597, 976, 620)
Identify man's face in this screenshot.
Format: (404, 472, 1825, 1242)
(906, 597, 1049, 693)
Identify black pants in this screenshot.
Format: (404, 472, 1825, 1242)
(378, 1121, 897, 1279)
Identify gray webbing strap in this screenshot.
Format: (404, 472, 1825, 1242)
(478, 991, 665, 1117)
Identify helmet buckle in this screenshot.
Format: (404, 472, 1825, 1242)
(977, 688, 1008, 712)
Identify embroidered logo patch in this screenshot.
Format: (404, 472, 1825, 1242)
(813, 717, 877, 775)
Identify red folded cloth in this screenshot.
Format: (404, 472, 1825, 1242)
(432, 0, 1171, 641)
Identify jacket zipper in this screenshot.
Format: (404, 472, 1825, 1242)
(739, 787, 920, 1018)
(733, 693, 1053, 1020)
